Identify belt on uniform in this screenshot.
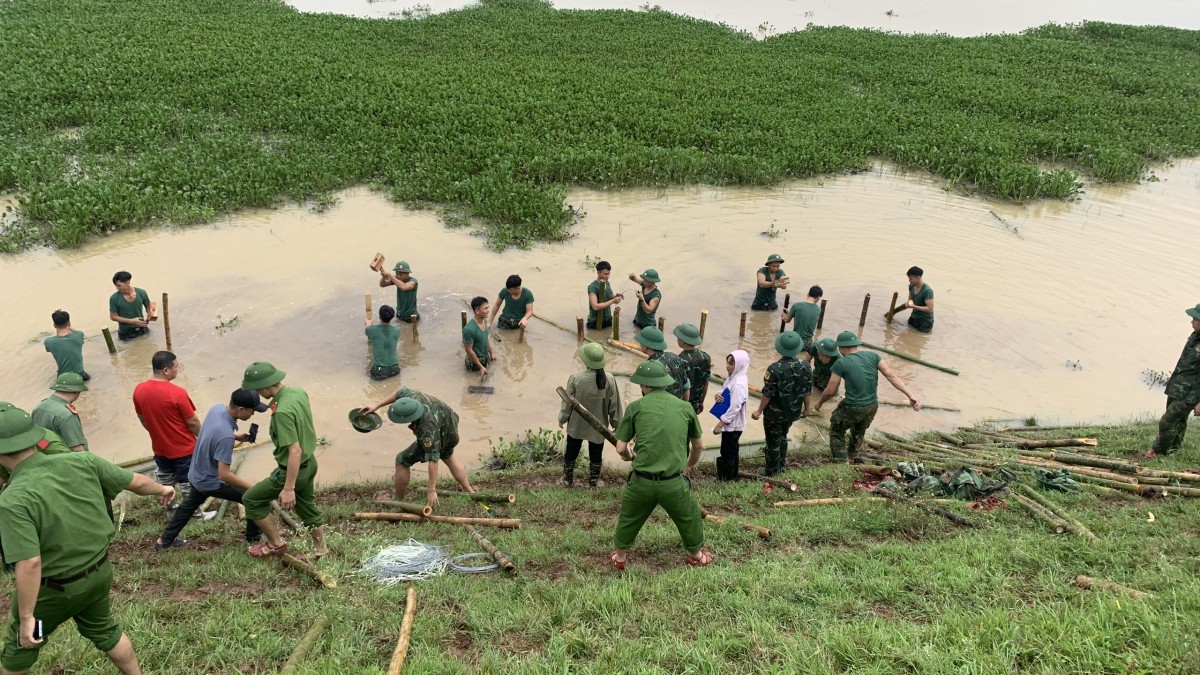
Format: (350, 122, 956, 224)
(277, 461, 310, 471)
(633, 470, 681, 481)
(41, 553, 108, 591)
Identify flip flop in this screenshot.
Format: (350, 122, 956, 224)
(607, 550, 626, 571)
(684, 550, 715, 567)
(247, 541, 288, 558)
(1144, 450, 1158, 460)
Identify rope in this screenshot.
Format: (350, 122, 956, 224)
(449, 553, 500, 574)
(358, 540, 500, 583)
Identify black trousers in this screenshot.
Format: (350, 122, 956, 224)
(717, 431, 742, 480)
(565, 436, 604, 465)
(160, 483, 260, 546)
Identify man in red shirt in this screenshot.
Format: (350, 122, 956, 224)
(132, 351, 201, 514)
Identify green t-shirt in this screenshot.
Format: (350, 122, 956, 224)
(753, 266, 786, 308)
(633, 287, 661, 327)
(0, 452, 132, 576)
(31, 395, 88, 451)
(109, 287, 150, 337)
(789, 302, 821, 345)
(395, 277, 419, 320)
(365, 324, 400, 368)
(0, 428, 71, 481)
(806, 344, 839, 389)
(394, 387, 459, 463)
(615, 389, 702, 475)
(831, 351, 882, 406)
(44, 330, 86, 376)
(268, 386, 317, 466)
(497, 288, 534, 323)
(909, 284, 934, 320)
(462, 320, 489, 363)
(587, 280, 613, 326)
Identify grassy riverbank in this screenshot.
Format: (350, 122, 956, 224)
(2, 0, 1200, 251)
(4, 420, 1199, 673)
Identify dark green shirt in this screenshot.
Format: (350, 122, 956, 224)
(0, 452, 132, 576)
(1166, 331, 1200, 405)
(0, 428, 70, 481)
(365, 324, 400, 368)
(909, 283, 934, 321)
(806, 344, 839, 390)
(677, 348, 711, 410)
(394, 277, 419, 320)
(762, 357, 812, 417)
(832, 351, 882, 406)
(394, 387, 459, 463)
(44, 331, 86, 376)
(651, 352, 691, 401)
(633, 287, 661, 327)
(269, 386, 316, 466)
(109, 287, 150, 337)
(753, 266, 786, 309)
(615, 389, 702, 475)
(31, 395, 88, 451)
(462, 320, 489, 363)
(787, 302, 821, 345)
(498, 288, 534, 323)
(587, 280, 613, 326)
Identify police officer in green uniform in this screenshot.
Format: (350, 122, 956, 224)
(610, 361, 713, 570)
(378, 261, 419, 323)
(752, 254, 789, 311)
(814, 331, 921, 463)
(240, 362, 328, 559)
(674, 323, 711, 414)
(750, 331, 811, 475)
(1147, 304, 1200, 459)
(635, 327, 690, 401)
(0, 427, 69, 485)
(0, 402, 174, 675)
(31, 373, 89, 452)
(360, 388, 478, 509)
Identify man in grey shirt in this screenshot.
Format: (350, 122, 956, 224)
(154, 389, 268, 550)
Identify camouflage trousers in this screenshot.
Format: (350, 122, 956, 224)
(829, 402, 879, 461)
(465, 356, 490, 371)
(763, 410, 800, 475)
(1152, 396, 1196, 454)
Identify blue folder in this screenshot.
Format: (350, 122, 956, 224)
(709, 387, 731, 419)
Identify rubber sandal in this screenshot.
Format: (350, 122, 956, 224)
(608, 550, 626, 571)
(1144, 450, 1158, 460)
(247, 541, 288, 558)
(684, 550, 714, 567)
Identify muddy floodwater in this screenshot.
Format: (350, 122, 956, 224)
(284, 0, 1200, 35)
(3, 160, 1199, 483)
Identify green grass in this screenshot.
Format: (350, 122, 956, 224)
(2, 0, 1200, 250)
(7, 421, 1200, 673)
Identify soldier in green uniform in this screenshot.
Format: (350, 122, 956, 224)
(489, 275, 535, 330)
(0, 401, 175, 675)
(801, 337, 841, 400)
(1146, 304, 1200, 459)
(378, 261, 419, 323)
(635, 327, 690, 401)
(240, 362, 328, 559)
(905, 266, 935, 333)
(44, 310, 89, 381)
(463, 296, 495, 375)
(361, 388, 479, 509)
(628, 269, 662, 329)
(674, 323, 711, 414)
(364, 305, 401, 380)
(31, 373, 89, 452)
(587, 261, 624, 330)
(814, 331, 921, 463)
(610, 361, 713, 570)
(750, 332, 811, 475)
(752, 254, 790, 311)
(108, 271, 152, 341)
(781, 286, 823, 348)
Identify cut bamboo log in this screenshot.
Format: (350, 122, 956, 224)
(699, 310, 708, 339)
(858, 465, 898, 477)
(741, 522, 772, 539)
(365, 292, 372, 323)
(1012, 494, 1068, 534)
(101, 327, 117, 354)
(1158, 485, 1200, 498)
(1018, 438, 1099, 450)
(281, 553, 336, 588)
(738, 472, 797, 491)
(376, 500, 434, 516)
(1018, 485, 1098, 542)
(355, 512, 522, 528)
(884, 291, 900, 323)
(738, 311, 747, 338)
(936, 430, 964, 446)
(859, 340, 959, 375)
(1072, 474, 1154, 496)
(575, 317, 583, 340)
(460, 310, 467, 329)
(211, 456, 247, 518)
(465, 525, 515, 572)
(816, 299, 827, 329)
(1075, 575, 1154, 599)
(281, 616, 331, 673)
(387, 587, 417, 675)
(271, 501, 302, 530)
(162, 292, 172, 350)
(557, 386, 618, 445)
(607, 339, 647, 359)
(779, 294, 791, 333)
(1137, 467, 1200, 483)
(858, 293, 871, 327)
(700, 508, 725, 524)
(438, 490, 516, 504)
(1039, 452, 1136, 475)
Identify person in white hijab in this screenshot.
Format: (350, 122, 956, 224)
(712, 350, 750, 480)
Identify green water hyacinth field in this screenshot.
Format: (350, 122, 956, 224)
(2, 0, 1200, 250)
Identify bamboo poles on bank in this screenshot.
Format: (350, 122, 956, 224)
(356, 512, 522, 529)
(281, 616, 331, 673)
(466, 525, 516, 572)
(281, 553, 337, 588)
(387, 587, 418, 675)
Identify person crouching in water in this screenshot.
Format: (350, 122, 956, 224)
(558, 343, 622, 487)
(712, 350, 750, 481)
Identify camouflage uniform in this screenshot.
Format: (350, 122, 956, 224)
(676, 348, 712, 414)
(806, 343, 839, 392)
(1153, 331, 1200, 454)
(394, 388, 461, 467)
(761, 357, 812, 474)
(651, 352, 692, 402)
(830, 403, 879, 461)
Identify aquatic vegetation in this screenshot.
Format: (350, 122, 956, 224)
(1, 0, 1198, 251)
(484, 427, 565, 469)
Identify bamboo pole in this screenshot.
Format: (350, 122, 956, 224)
(365, 292, 372, 323)
(607, 339, 646, 359)
(162, 293, 172, 350)
(281, 616, 332, 673)
(700, 508, 725, 524)
(557, 386, 618, 445)
(1071, 474, 1153, 495)
(860, 341, 959, 376)
(1019, 438, 1100, 450)
(884, 291, 899, 323)
(272, 501, 302, 530)
(1012, 494, 1068, 534)
(575, 317, 583, 340)
(460, 311, 467, 329)
(738, 311, 747, 338)
(699, 310, 708, 339)
(465, 525, 515, 572)
(117, 440, 269, 472)
(101, 327, 116, 354)
(612, 306, 620, 341)
(280, 553, 336, 588)
(1039, 452, 1136, 475)
(701, 438, 766, 450)
(376, 500, 434, 516)
(774, 497, 956, 507)
(1158, 485, 1200, 498)
(858, 293, 871, 327)
(657, 316, 665, 331)
(936, 431, 964, 446)
(1018, 485, 1098, 542)
(779, 294, 791, 334)
(411, 315, 419, 340)
(737, 472, 797, 491)
(1139, 467, 1200, 483)
(387, 587, 417, 675)
(518, 324, 526, 342)
(355, 512, 522, 528)
(816, 299, 827, 329)
(438, 490, 516, 504)
(742, 522, 772, 539)
(878, 400, 961, 412)
(1075, 575, 1154, 599)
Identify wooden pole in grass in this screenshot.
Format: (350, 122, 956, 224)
(281, 554, 336, 588)
(386, 587, 417, 675)
(779, 293, 791, 333)
(101, 327, 116, 354)
(436, 490, 516, 504)
(162, 293, 172, 350)
(858, 294, 871, 327)
(737, 472, 797, 491)
(465, 525, 515, 572)
(698, 310, 708, 338)
(612, 306, 620, 341)
(1018, 485, 1098, 542)
(518, 324, 526, 343)
(575, 317, 583, 340)
(885, 291, 899, 323)
(281, 616, 331, 673)
(1012, 494, 1068, 534)
(700, 508, 725, 524)
(741, 522, 772, 539)
(738, 311, 747, 338)
(411, 315, 419, 340)
(1074, 575, 1154, 599)
(376, 500, 433, 516)
(817, 299, 827, 329)
(355, 512, 521, 528)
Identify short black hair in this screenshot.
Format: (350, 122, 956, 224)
(51, 310, 70, 327)
(379, 305, 395, 323)
(595, 261, 611, 272)
(112, 271, 132, 284)
(808, 285, 823, 298)
(505, 275, 522, 289)
(906, 266, 924, 277)
(470, 296, 488, 311)
(151, 350, 176, 372)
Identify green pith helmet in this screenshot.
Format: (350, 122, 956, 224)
(641, 269, 661, 284)
(815, 338, 839, 358)
(765, 253, 785, 265)
(1187, 304, 1200, 321)
(0, 402, 46, 455)
(348, 408, 383, 433)
(393, 260, 411, 273)
(835, 331, 862, 348)
(774, 331, 803, 357)
(242, 362, 286, 390)
(578, 343, 607, 370)
(634, 327, 668, 352)
(388, 397, 427, 424)
(631, 360, 675, 388)
(50, 372, 88, 393)
(673, 323, 702, 346)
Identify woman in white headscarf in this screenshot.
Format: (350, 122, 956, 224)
(712, 350, 750, 480)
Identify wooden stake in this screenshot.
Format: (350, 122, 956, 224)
(387, 587, 417, 675)
(885, 291, 899, 323)
(101, 327, 116, 354)
(281, 616, 332, 673)
(737, 472, 797, 491)
(365, 292, 373, 323)
(657, 316, 665, 331)
(700, 508, 725, 524)
(858, 293, 871, 327)
(557, 386, 618, 445)
(280, 553, 337, 588)
(698, 310, 708, 339)
(460, 311, 467, 329)
(738, 311, 747, 338)
(741, 522, 772, 539)
(1075, 575, 1154, 599)
(411, 315, 419, 340)
(518, 324, 526, 343)
(612, 306, 620, 341)
(860, 340, 960, 376)
(355, 512, 521, 528)
(817, 299, 827, 329)
(576, 317, 584, 340)
(162, 293, 172, 350)
(465, 525, 516, 572)
(376, 500, 433, 516)
(779, 293, 791, 334)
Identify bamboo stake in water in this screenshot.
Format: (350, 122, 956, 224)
(460, 310, 467, 329)
(858, 293, 871, 327)
(657, 316, 665, 331)
(365, 292, 372, 322)
(860, 340, 960, 376)
(817, 299, 827, 329)
(519, 324, 526, 343)
(779, 293, 791, 334)
(612, 306, 620, 341)
(738, 311, 747, 338)
(102, 327, 116, 354)
(699, 310, 708, 339)
(885, 291, 899, 323)
(162, 292, 172, 350)
(411, 315, 419, 340)
(575, 317, 583, 340)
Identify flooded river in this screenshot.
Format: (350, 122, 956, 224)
(2, 160, 1199, 483)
